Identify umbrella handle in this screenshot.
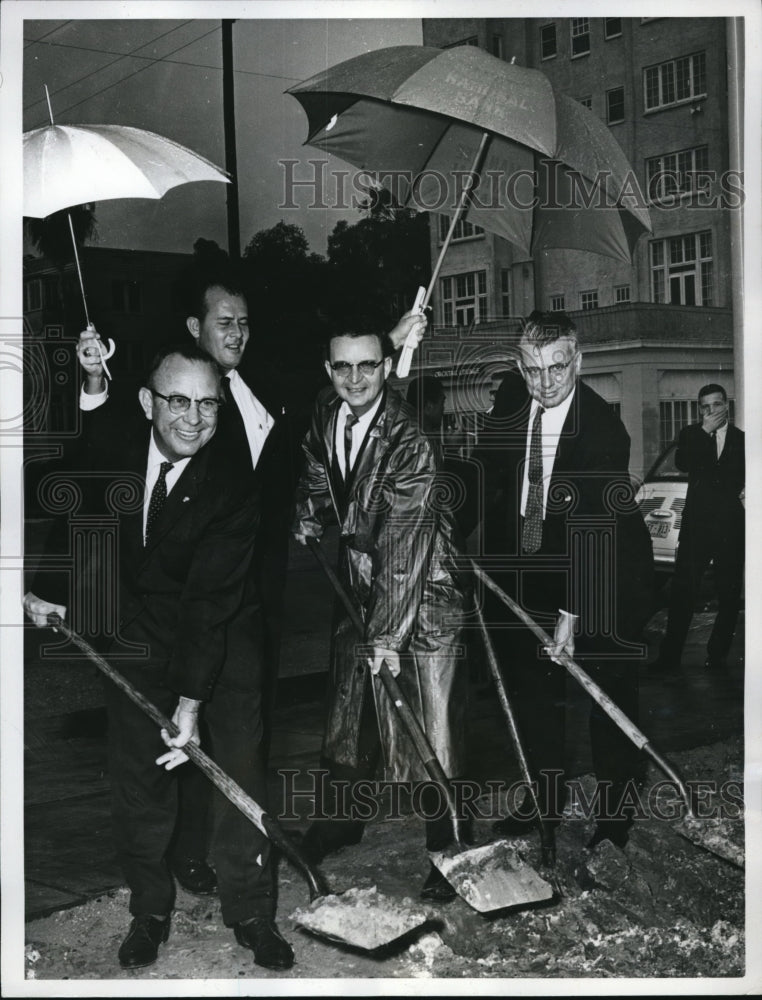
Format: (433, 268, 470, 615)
(396, 286, 426, 378)
(396, 131, 492, 378)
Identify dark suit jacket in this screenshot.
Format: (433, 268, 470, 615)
(479, 371, 653, 649)
(36, 411, 260, 702)
(675, 422, 745, 546)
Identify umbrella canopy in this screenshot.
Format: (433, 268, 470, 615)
(289, 45, 650, 263)
(24, 124, 229, 219)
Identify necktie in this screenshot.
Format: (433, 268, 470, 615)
(522, 407, 544, 554)
(146, 461, 174, 541)
(711, 429, 719, 458)
(344, 412, 359, 481)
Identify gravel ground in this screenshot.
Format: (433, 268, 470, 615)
(20, 737, 747, 989)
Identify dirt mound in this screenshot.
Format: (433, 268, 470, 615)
(24, 737, 745, 982)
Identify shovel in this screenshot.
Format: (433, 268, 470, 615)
(45, 613, 430, 952)
(473, 601, 557, 868)
(306, 537, 554, 913)
(471, 564, 744, 869)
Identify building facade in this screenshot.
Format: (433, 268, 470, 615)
(407, 16, 738, 478)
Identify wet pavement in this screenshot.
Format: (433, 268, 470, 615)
(23, 538, 744, 922)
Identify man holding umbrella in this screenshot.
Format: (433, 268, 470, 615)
(24, 343, 294, 970)
(292, 321, 469, 901)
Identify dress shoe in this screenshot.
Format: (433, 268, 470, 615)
(297, 821, 364, 865)
(420, 861, 457, 902)
(234, 917, 294, 971)
(118, 914, 170, 969)
(170, 856, 217, 895)
(586, 821, 630, 850)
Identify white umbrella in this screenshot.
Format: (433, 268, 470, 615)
(24, 87, 230, 375)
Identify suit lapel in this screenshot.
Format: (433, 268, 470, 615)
(141, 449, 209, 558)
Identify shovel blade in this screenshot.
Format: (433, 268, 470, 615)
(429, 840, 554, 913)
(291, 885, 428, 951)
(674, 815, 745, 869)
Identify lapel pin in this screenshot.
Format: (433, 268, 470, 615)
(182, 496, 190, 503)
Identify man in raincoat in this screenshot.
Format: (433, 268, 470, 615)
(293, 324, 468, 901)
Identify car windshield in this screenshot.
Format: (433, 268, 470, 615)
(648, 443, 688, 481)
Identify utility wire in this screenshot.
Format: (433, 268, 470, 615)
(24, 21, 195, 114)
(23, 35, 303, 84)
(24, 21, 72, 49)
(27, 22, 223, 127)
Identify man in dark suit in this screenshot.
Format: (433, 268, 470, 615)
(24, 344, 294, 971)
(653, 383, 745, 674)
(478, 311, 653, 850)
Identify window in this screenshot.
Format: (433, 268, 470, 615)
(607, 87, 625, 124)
(551, 294, 565, 311)
(644, 52, 706, 112)
(440, 271, 488, 326)
(112, 279, 142, 313)
(650, 231, 713, 306)
(540, 24, 557, 60)
(605, 18, 622, 39)
(500, 269, 511, 317)
(24, 278, 42, 312)
(646, 145, 710, 202)
(615, 285, 631, 303)
(570, 18, 590, 58)
(578, 96, 593, 110)
(438, 215, 483, 243)
(580, 290, 598, 311)
(491, 34, 504, 59)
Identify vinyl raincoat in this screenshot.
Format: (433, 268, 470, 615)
(293, 385, 468, 782)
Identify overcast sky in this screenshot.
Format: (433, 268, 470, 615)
(22, 13, 422, 257)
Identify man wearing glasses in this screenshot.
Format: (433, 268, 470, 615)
(478, 311, 653, 852)
(24, 344, 294, 970)
(292, 326, 468, 902)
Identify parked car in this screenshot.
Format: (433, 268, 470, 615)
(635, 442, 688, 573)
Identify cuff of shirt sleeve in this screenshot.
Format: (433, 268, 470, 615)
(79, 384, 108, 410)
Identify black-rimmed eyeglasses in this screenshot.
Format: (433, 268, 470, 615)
(152, 392, 222, 416)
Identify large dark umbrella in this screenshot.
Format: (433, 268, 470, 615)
(288, 45, 651, 372)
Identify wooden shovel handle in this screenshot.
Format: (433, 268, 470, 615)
(47, 614, 328, 899)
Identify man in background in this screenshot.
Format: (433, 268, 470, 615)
(652, 383, 744, 676)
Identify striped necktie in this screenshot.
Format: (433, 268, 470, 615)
(522, 407, 544, 553)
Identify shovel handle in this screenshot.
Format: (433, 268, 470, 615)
(470, 563, 696, 816)
(46, 614, 328, 900)
(474, 602, 556, 866)
(377, 662, 466, 848)
(306, 537, 364, 633)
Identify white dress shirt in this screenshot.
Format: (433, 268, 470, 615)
(224, 369, 274, 469)
(520, 389, 576, 518)
(143, 433, 191, 543)
(714, 422, 727, 458)
(335, 395, 385, 478)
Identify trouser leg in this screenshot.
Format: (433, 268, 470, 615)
(707, 537, 744, 662)
(585, 659, 644, 824)
(205, 604, 274, 926)
(170, 729, 212, 862)
(660, 538, 710, 663)
(104, 666, 178, 918)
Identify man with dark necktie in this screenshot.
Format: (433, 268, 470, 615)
(652, 383, 745, 676)
(77, 270, 428, 897)
(24, 344, 293, 970)
(477, 312, 653, 851)
(292, 324, 468, 901)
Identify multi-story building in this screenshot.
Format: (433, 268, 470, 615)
(403, 16, 739, 477)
